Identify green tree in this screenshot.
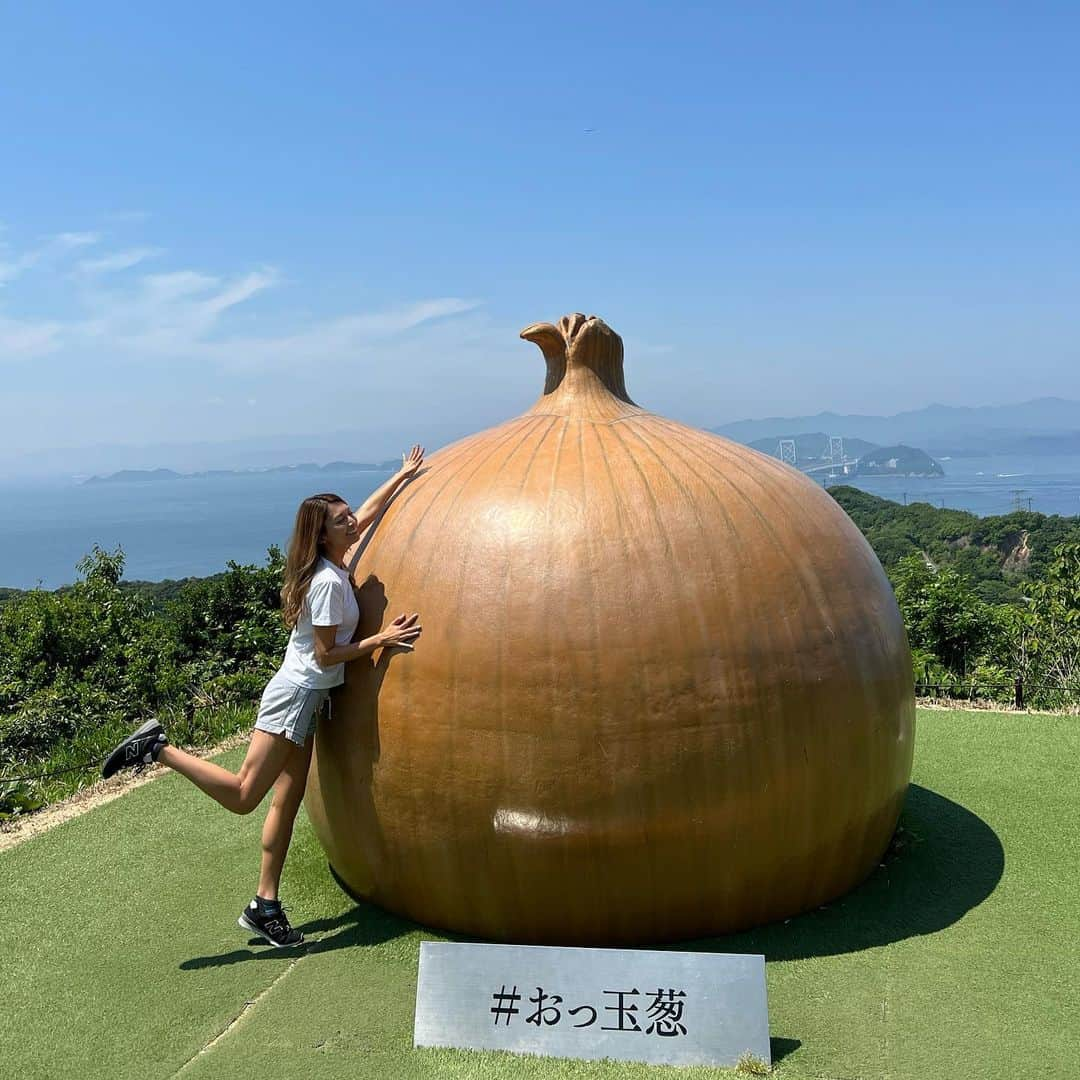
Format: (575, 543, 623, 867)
(892, 556, 983, 674)
(1019, 542, 1080, 704)
(165, 546, 288, 703)
(889, 555, 1014, 699)
(0, 546, 182, 755)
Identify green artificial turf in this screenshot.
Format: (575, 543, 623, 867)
(1, 709, 1077, 1080)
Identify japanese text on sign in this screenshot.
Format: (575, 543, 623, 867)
(413, 941, 770, 1069)
(490, 985, 688, 1036)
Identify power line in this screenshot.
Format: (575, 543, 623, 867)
(0, 759, 102, 784)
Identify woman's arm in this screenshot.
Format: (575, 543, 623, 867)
(312, 613, 421, 667)
(352, 445, 425, 531)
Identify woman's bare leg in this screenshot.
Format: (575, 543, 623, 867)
(257, 737, 315, 901)
(157, 731, 294, 815)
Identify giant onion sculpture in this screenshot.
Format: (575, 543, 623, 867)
(306, 313, 915, 944)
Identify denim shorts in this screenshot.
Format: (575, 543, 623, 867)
(253, 672, 330, 747)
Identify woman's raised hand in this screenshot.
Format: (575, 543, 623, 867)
(400, 445, 425, 478)
(380, 612, 422, 651)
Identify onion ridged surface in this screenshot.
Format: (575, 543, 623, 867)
(305, 313, 914, 944)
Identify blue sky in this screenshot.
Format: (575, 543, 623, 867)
(2, 2, 1079, 469)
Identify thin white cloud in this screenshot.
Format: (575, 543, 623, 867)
(0, 230, 102, 285)
(0, 226, 482, 378)
(74, 266, 281, 351)
(78, 247, 163, 274)
(140, 270, 221, 302)
(0, 317, 62, 359)
(200, 296, 481, 372)
(199, 269, 277, 318)
(54, 232, 100, 250)
(0, 241, 33, 286)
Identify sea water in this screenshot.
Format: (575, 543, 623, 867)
(824, 454, 1080, 518)
(0, 468, 396, 590)
(3, 455, 1080, 590)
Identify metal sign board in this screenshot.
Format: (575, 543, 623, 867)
(414, 941, 770, 1068)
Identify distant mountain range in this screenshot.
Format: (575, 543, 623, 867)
(713, 397, 1080, 457)
(8, 396, 1080, 484)
(1, 418, 471, 482)
(84, 461, 400, 485)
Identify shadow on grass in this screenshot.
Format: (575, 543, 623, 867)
(684, 783, 1004, 962)
(180, 890, 416, 969)
(182, 782, 1001, 972)
(770, 1037, 802, 1063)
(312, 783, 1002, 964)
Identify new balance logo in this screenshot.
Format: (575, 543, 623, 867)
(125, 743, 140, 761)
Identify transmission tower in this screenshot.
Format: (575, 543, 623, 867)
(778, 439, 797, 466)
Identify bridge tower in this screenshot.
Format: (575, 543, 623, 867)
(778, 439, 797, 467)
(829, 435, 845, 468)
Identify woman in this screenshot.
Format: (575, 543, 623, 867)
(100, 447, 425, 947)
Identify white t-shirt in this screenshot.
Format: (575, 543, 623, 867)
(278, 558, 361, 689)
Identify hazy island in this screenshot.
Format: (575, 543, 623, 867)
(83, 440, 946, 484)
(83, 461, 401, 485)
(853, 445, 945, 477)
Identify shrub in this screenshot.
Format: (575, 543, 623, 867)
(0, 546, 285, 765)
(168, 546, 288, 678)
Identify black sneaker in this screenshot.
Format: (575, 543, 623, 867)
(101, 719, 168, 779)
(238, 900, 304, 947)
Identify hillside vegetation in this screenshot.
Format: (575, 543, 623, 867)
(829, 486, 1080, 704)
(829, 485, 1080, 602)
(0, 573, 214, 613)
(3, 491, 1080, 818)
(0, 547, 288, 817)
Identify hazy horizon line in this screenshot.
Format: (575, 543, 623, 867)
(6, 391, 1080, 464)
